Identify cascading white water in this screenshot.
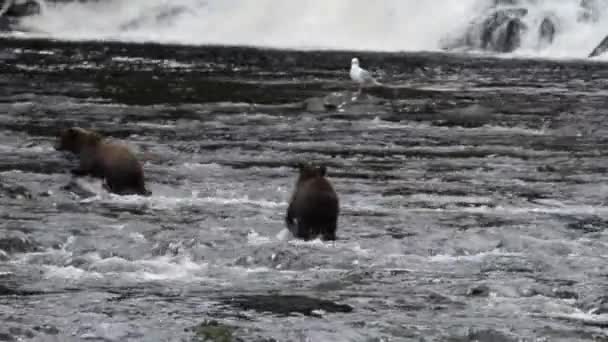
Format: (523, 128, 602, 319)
(11, 0, 608, 59)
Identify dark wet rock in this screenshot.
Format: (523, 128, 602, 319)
(443, 4, 562, 54)
(7, 327, 33, 340)
(579, 296, 608, 315)
(435, 104, 493, 128)
(386, 227, 415, 240)
(0, 284, 41, 297)
(0, 17, 11, 31)
(303, 92, 348, 112)
(539, 17, 556, 47)
(480, 9, 527, 53)
(1, 0, 42, 18)
(221, 294, 353, 317)
(321, 92, 350, 110)
(565, 216, 607, 233)
(190, 320, 239, 342)
(448, 329, 518, 342)
(0, 231, 37, 254)
(33, 325, 60, 335)
(37, 190, 53, 197)
(0, 181, 32, 200)
(589, 35, 608, 58)
(552, 288, 579, 300)
(0, 332, 15, 342)
(518, 285, 578, 300)
(591, 298, 608, 315)
(467, 284, 491, 297)
(443, 8, 528, 53)
(537, 164, 557, 172)
(303, 97, 326, 113)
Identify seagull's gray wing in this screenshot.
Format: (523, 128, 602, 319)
(360, 68, 380, 86)
(360, 68, 375, 82)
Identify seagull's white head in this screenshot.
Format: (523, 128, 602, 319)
(351, 57, 359, 67)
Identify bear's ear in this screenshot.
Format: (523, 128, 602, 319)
(66, 127, 78, 137)
(297, 162, 306, 172)
(318, 165, 327, 176)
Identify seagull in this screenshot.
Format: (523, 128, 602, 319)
(350, 57, 380, 95)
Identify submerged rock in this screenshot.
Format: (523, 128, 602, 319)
(191, 320, 238, 342)
(302, 92, 349, 112)
(448, 328, 520, 342)
(435, 104, 493, 128)
(466, 284, 491, 297)
(579, 295, 608, 315)
(0, 181, 32, 200)
(221, 294, 353, 317)
(0, 231, 37, 254)
(0, 284, 42, 297)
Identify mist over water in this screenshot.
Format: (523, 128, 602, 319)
(12, 0, 608, 58)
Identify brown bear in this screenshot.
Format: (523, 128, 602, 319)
(56, 127, 151, 196)
(285, 163, 339, 241)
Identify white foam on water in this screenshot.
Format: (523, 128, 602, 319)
(87, 190, 285, 211)
(247, 229, 274, 245)
(44, 265, 103, 280)
(16, 0, 477, 51)
(549, 311, 608, 325)
(129, 256, 209, 281)
(8, 0, 608, 59)
(462, 204, 608, 216)
(275, 228, 292, 241)
(429, 249, 523, 263)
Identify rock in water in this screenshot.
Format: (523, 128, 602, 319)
(442, 4, 562, 54)
(0, 0, 44, 31)
(589, 35, 608, 58)
(1, 0, 43, 18)
(479, 8, 528, 53)
(442, 8, 529, 53)
(221, 294, 353, 317)
(0, 231, 37, 254)
(539, 17, 556, 47)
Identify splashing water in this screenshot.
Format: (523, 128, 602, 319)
(11, 0, 608, 58)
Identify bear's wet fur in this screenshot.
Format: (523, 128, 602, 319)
(286, 163, 339, 241)
(56, 127, 151, 196)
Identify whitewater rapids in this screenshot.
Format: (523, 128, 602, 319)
(6, 0, 608, 59)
